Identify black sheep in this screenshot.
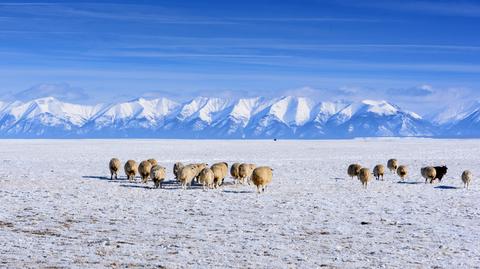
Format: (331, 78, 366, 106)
(433, 166, 448, 182)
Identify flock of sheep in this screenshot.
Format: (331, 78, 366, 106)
(108, 158, 273, 193)
(348, 159, 473, 189)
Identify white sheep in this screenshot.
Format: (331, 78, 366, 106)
(373, 164, 385, 181)
(251, 166, 273, 193)
(211, 162, 228, 187)
(109, 158, 121, 180)
(421, 166, 436, 184)
(239, 163, 256, 184)
(173, 162, 184, 181)
(397, 165, 408, 181)
(462, 170, 473, 189)
(124, 160, 138, 182)
(230, 162, 241, 184)
(178, 164, 197, 189)
(138, 160, 153, 183)
(387, 159, 398, 173)
(150, 165, 166, 189)
(198, 167, 215, 190)
(358, 168, 371, 188)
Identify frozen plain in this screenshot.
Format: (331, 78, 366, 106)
(0, 139, 479, 268)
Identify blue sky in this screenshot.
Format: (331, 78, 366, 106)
(1, 0, 480, 115)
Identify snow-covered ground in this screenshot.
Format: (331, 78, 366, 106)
(0, 139, 479, 268)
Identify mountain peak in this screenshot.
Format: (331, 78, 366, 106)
(0, 96, 473, 138)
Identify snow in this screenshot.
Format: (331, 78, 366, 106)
(0, 139, 479, 268)
(0, 96, 477, 138)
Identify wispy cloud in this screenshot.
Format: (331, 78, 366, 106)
(339, 0, 480, 17)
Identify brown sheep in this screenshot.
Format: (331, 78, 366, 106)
(230, 162, 241, 184)
(397, 165, 408, 181)
(150, 165, 166, 189)
(251, 166, 273, 193)
(387, 159, 398, 173)
(421, 166, 437, 184)
(138, 160, 153, 183)
(147, 158, 158, 167)
(358, 168, 371, 188)
(178, 164, 197, 189)
(173, 162, 184, 181)
(373, 164, 385, 181)
(462, 170, 473, 189)
(211, 162, 228, 187)
(347, 164, 362, 179)
(124, 160, 138, 182)
(239, 163, 256, 184)
(109, 158, 121, 180)
(198, 167, 215, 190)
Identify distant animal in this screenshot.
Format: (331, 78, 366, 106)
(138, 160, 153, 183)
(357, 168, 371, 188)
(397, 165, 408, 181)
(461, 170, 473, 189)
(230, 162, 241, 183)
(150, 165, 166, 189)
(251, 166, 273, 193)
(347, 164, 362, 179)
(433, 166, 448, 182)
(211, 162, 228, 187)
(373, 164, 385, 181)
(387, 159, 398, 173)
(198, 167, 215, 190)
(147, 158, 158, 167)
(421, 166, 437, 183)
(173, 162, 184, 181)
(178, 164, 197, 189)
(124, 160, 138, 182)
(109, 158, 121, 180)
(239, 163, 256, 184)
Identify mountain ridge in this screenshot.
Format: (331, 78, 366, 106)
(0, 96, 476, 138)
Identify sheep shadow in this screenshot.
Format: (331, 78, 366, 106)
(396, 181, 423, 185)
(82, 175, 126, 183)
(119, 184, 153, 190)
(434, 185, 459, 190)
(222, 190, 254, 194)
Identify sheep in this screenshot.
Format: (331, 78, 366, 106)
(198, 167, 215, 190)
(373, 164, 385, 181)
(138, 160, 153, 183)
(387, 159, 398, 173)
(433, 166, 448, 182)
(147, 158, 158, 167)
(124, 160, 138, 182)
(150, 165, 166, 189)
(347, 164, 362, 179)
(251, 166, 273, 193)
(397, 165, 408, 181)
(230, 162, 241, 183)
(421, 166, 437, 184)
(357, 168, 371, 188)
(211, 162, 229, 187)
(193, 163, 208, 183)
(109, 158, 121, 180)
(178, 164, 197, 189)
(462, 170, 473, 189)
(173, 162, 184, 181)
(239, 163, 256, 184)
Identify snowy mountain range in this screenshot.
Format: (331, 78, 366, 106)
(0, 96, 478, 138)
